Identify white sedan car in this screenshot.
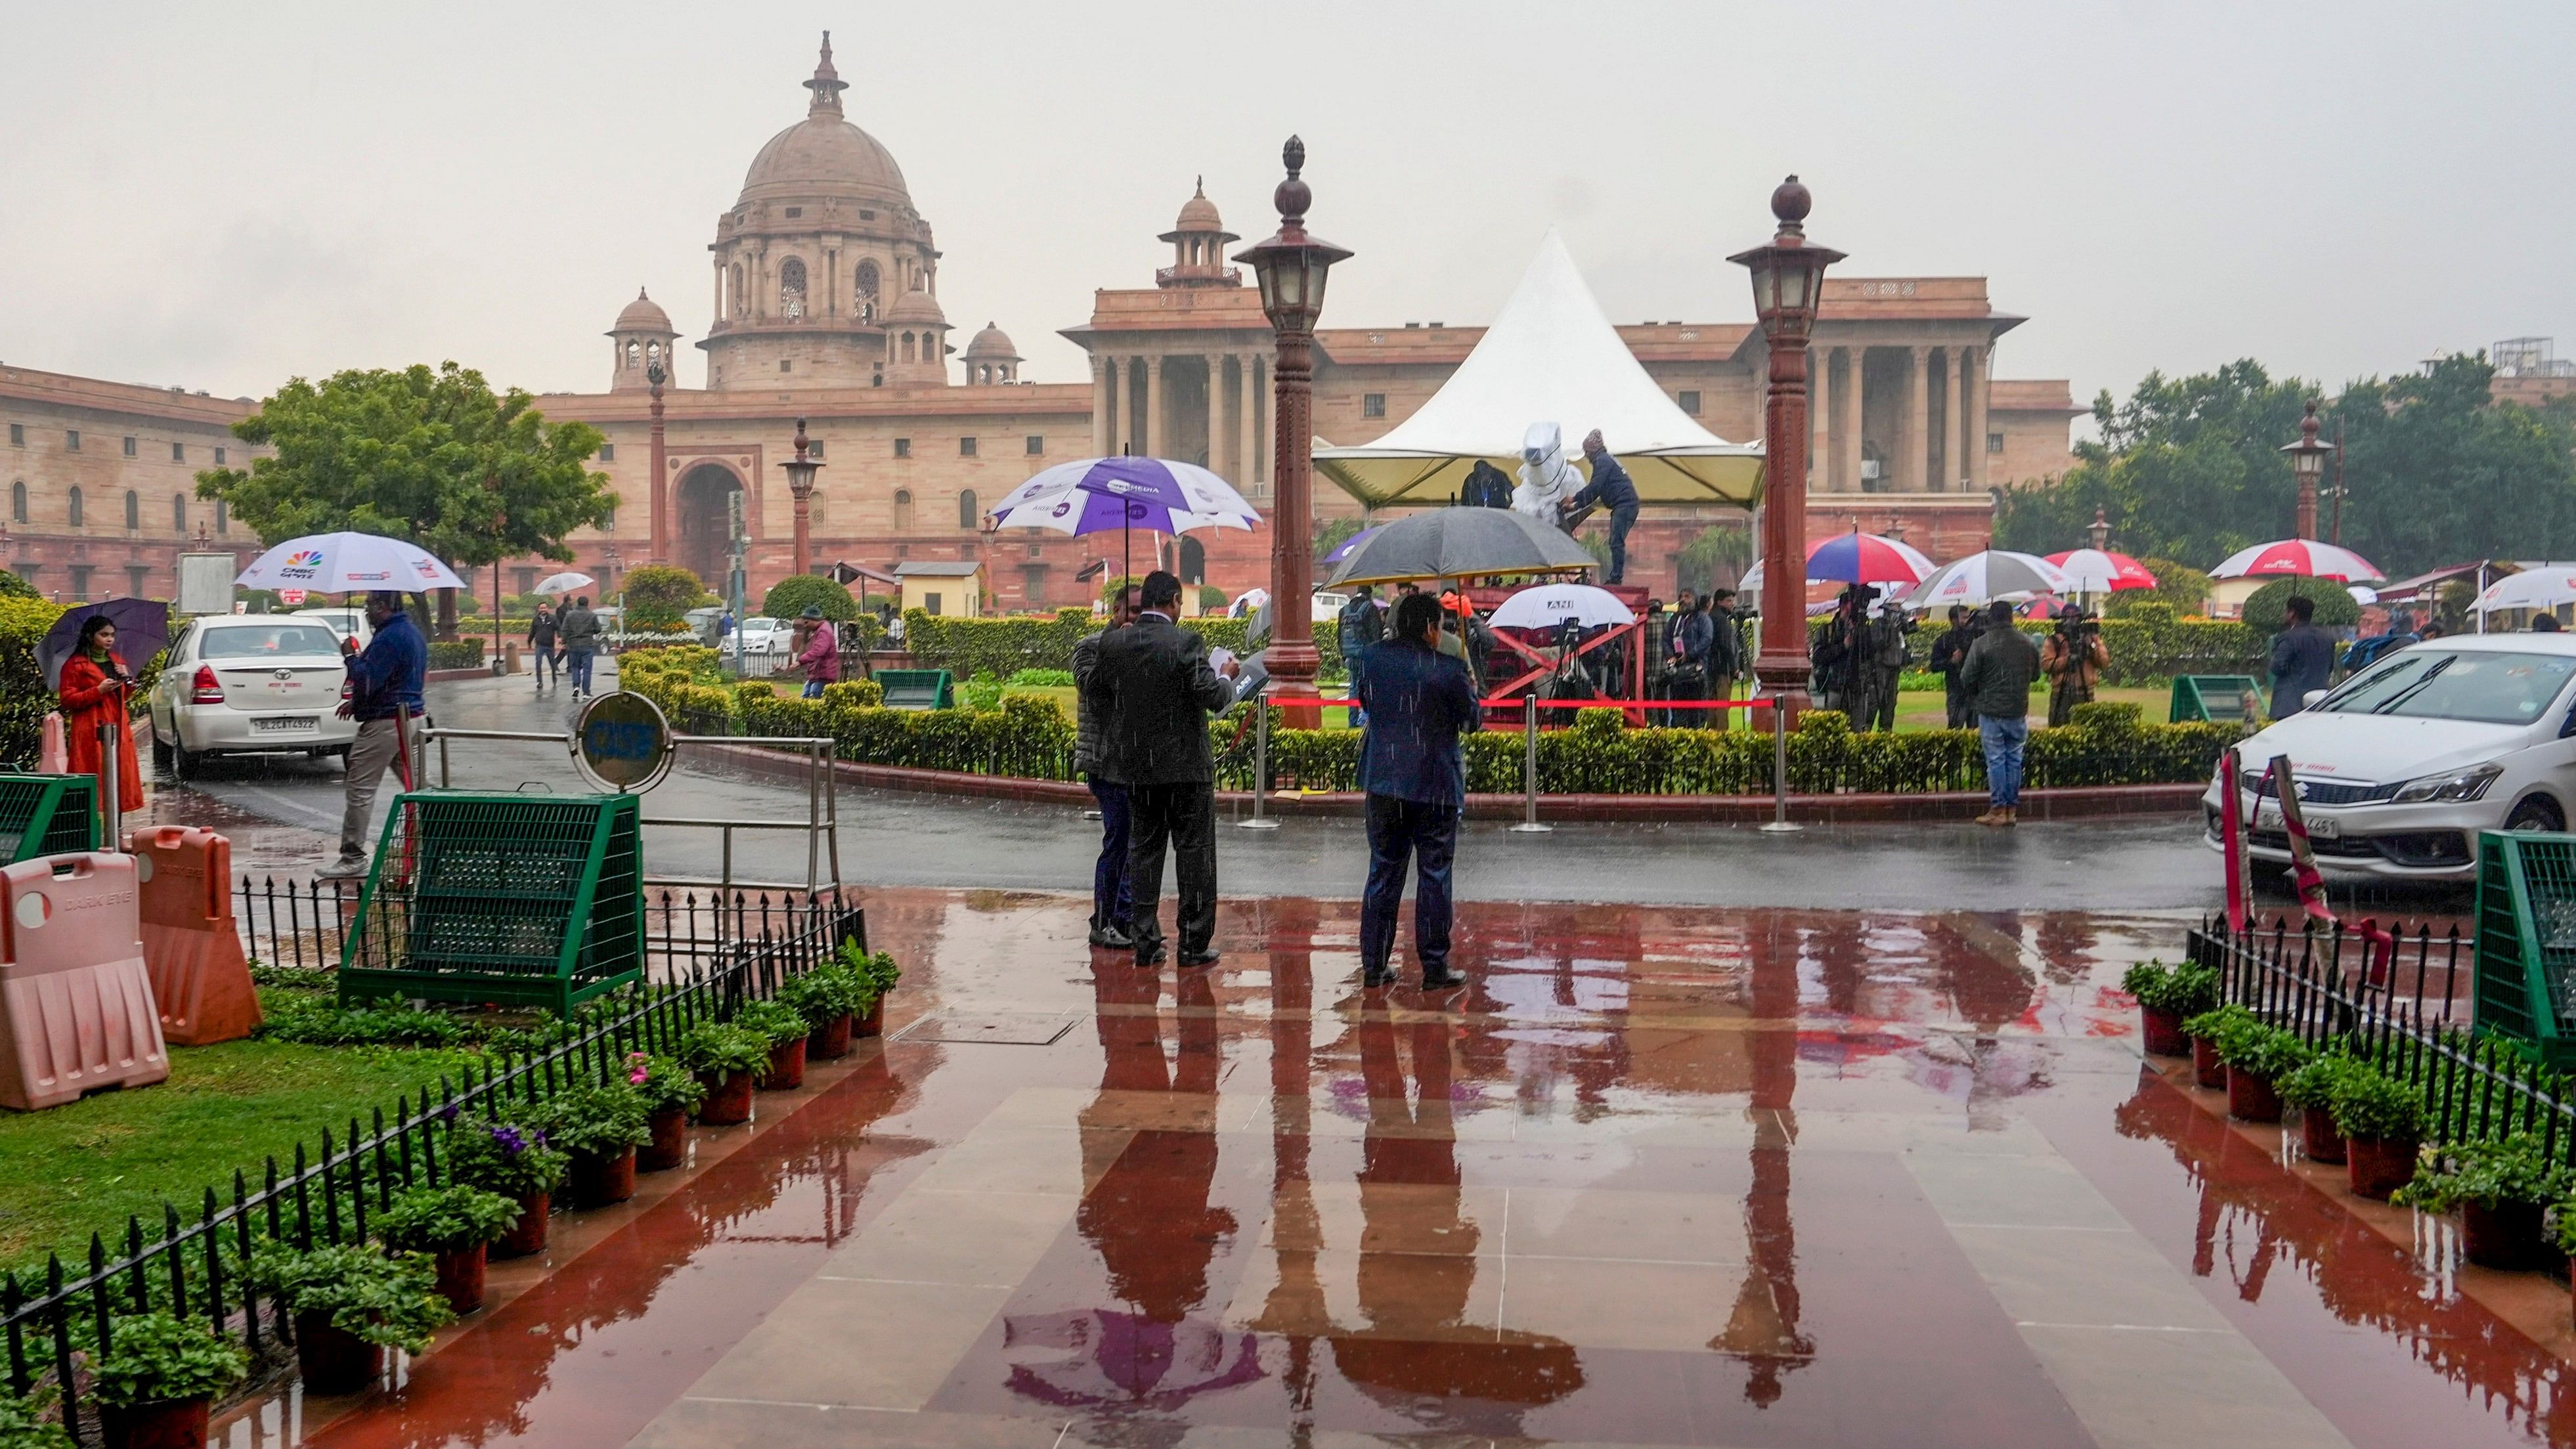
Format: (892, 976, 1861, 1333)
(148, 615, 358, 777)
(2202, 633, 2576, 881)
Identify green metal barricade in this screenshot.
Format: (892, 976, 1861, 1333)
(339, 790, 644, 1014)
(2472, 829, 2576, 1066)
(2170, 675, 2267, 725)
(0, 773, 99, 862)
(877, 668, 953, 710)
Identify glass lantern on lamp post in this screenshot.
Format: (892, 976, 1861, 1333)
(1234, 136, 1352, 726)
(2281, 401, 2332, 542)
(779, 416, 824, 579)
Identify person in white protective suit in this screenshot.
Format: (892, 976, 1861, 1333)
(1512, 421, 1583, 529)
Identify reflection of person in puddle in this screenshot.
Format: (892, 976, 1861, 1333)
(1330, 1007, 1583, 1426)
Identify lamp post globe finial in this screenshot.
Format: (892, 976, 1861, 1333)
(1276, 136, 1311, 226)
(1771, 174, 1812, 230)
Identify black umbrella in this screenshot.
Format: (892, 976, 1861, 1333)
(1323, 508, 1595, 588)
(39, 598, 172, 691)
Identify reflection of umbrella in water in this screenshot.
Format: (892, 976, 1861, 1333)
(1001, 1309, 1264, 1410)
(1324, 508, 1593, 589)
(39, 598, 171, 691)
(1328, 1333, 1586, 1422)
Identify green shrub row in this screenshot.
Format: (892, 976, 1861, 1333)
(427, 639, 486, 670)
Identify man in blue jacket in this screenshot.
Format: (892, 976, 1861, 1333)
(320, 591, 427, 878)
(1569, 429, 1641, 584)
(1353, 591, 1480, 993)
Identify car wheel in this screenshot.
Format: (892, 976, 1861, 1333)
(151, 724, 175, 774)
(173, 743, 205, 781)
(2506, 795, 2565, 833)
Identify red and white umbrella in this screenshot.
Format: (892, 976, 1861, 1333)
(1739, 531, 1934, 595)
(2209, 538, 2384, 583)
(2045, 548, 2156, 592)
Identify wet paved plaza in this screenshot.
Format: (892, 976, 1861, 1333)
(211, 890, 2576, 1448)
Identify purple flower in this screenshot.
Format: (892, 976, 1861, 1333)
(490, 1124, 527, 1154)
(435, 1103, 462, 1123)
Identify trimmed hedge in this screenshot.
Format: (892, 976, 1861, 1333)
(427, 639, 486, 670)
(898, 607, 1343, 680)
(0, 596, 64, 767)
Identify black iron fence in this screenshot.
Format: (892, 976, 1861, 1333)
(2189, 915, 2576, 1164)
(2, 895, 863, 1444)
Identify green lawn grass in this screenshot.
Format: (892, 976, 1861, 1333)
(0, 1000, 477, 1271)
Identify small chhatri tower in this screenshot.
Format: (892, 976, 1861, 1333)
(1156, 179, 1241, 290)
(605, 288, 677, 391)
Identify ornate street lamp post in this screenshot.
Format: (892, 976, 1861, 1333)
(645, 352, 669, 565)
(1730, 176, 1843, 723)
(1235, 137, 1352, 728)
(2281, 400, 2332, 542)
(779, 416, 823, 580)
(2088, 506, 2111, 553)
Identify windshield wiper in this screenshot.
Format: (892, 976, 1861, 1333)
(2370, 657, 2455, 715)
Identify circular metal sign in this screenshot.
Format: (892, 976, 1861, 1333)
(571, 690, 674, 792)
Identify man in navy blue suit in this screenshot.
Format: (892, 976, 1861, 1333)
(1351, 590, 1480, 993)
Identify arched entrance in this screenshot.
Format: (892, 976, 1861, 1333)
(1177, 536, 1207, 586)
(676, 464, 743, 590)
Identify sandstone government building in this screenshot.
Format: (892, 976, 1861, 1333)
(0, 38, 2078, 612)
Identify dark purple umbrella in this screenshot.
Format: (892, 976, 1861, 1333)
(39, 597, 172, 691)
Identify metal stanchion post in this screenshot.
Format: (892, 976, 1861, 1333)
(99, 720, 121, 850)
(1239, 701, 1280, 831)
(1509, 695, 1551, 834)
(1760, 695, 1800, 833)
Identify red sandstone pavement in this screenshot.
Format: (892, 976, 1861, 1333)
(205, 892, 2570, 1448)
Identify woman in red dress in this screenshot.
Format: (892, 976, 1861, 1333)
(59, 615, 145, 825)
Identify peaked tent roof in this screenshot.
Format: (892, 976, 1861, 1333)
(1314, 230, 1766, 510)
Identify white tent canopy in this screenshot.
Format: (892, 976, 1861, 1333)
(1313, 230, 1766, 510)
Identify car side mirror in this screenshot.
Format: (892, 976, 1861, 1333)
(2302, 689, 2328, 710)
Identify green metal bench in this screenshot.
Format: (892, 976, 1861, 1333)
(2474, 830, 2576, 1068)
(876, 668, 954, 710)
(2170, 674, 2267, 725)
(0, 773, 98, 863)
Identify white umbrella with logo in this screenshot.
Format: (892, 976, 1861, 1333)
(533, 571, 595, 596)
(1486, 583, 1636, 630)
(2474, 569, 2576, 613)
(235, 531, 466, 593)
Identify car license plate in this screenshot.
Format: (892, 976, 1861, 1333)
(2256, 806, 2338, 838)
(251, 715, 317, 733)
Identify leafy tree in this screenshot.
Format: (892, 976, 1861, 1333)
(1674, 522, 1753, 597)
(2334, 355, 2576, 574)
(194, 362, 613, 634)
(622, 565, 709, 630)
(762, 574, 857, 622)
(0, 570, 35, 600)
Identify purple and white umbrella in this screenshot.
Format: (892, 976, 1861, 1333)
(991, 456, 1258, 535)
(1324, 525, 1382, 565)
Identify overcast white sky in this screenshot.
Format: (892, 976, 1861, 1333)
(3, 1, 2568, 414)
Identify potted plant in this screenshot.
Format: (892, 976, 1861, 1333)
(734, 999, 811, 1091)
(2277, 1053, 2357, 1164)
(2179, 1003, 2252, 1091)
(2393, 1135, 2569, 1269)
(0, 1388, 73, 1449)
(443, 1117, 569, 1259)
(624, 1052, 704, 1171)
(2330, 1068, 2428, 1201)
(84, 1310, 250, 1449)
(535, 1080, 653, 1209)
(678, 1022, 769, 1127)
(2216, 1022, 2311, 1123)
(375, 1184, 521, 1314)
(2119, 959, 2216, 1058)
(842, 943, 901, 1037)
(248, 1242, 454, 1396)
(779, 966, 872, 1062)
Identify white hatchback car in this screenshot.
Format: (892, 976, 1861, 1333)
(148, 615, 358, 777)
(2201, 633, 2576, 881)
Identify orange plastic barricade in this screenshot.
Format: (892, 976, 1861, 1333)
(0, 852, 167, 1111)
(38, 713, 66, 774)
(125, 827, 262, 1045)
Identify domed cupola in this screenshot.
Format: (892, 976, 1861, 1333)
(1157, 177, 1241, 289)
(962, 323, 1020, 385)
(605, 287, 679, 392)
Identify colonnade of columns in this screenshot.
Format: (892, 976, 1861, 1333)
(1803, 341, 1992, 494)
(1089, 351, 1268, 496)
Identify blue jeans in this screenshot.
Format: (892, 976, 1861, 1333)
(1087, 777, 1133, 932)
(1361, 793, 1457, 978)
(1605, 503, 1640, 584)
(802, 678, 827, 699)
(567, 649, 596, 693)
(1979, 714, 2028, 807)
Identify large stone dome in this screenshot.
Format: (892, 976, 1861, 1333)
(737, 34, 912, 211)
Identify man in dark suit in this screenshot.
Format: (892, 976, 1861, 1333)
(1353, 590, 1479, 993)
(1085, 571, 1239, 968)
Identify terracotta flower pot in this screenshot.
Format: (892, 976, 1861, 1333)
(808, 1012, 854, 1062)
(569, 1147, 637, 1210)
(854, 999, 884, 1039)
(293, 1310, 383, 1396)
(760, 1037, 807, 1092)
(432, 1242, 487, 1315)
(2300, 1105, 2346, 1164)
(2226, 1066, 2283, 1123)
(639, 1106, 688, 1171)
(2192, 1035, 2225, 1089)
(101, 1396, 210, 1449)
(2462, 1198, 2546, 1271)
(493, 1190, 550, 1259)
(697, 1069, 754, 1127)
(2140, 1005, 2189, 1058)
(2346, 1133, 2420, 1201)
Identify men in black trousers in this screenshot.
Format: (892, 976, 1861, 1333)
(1353, 590, 1479, 993)
(1085, 571, 1239, 968)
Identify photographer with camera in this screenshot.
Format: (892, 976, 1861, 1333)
(2040, 605, 2110, 727)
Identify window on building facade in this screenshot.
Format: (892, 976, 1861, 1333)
(515, 568, 536, 595)
(893, 438, 910, 459)
(8, 483, 21, 523)
(958, 490, 977, 529)
(779, 359, 794, 374)
(806, 440, 824, 459)
(172, 494, 186, 531)
(959, 437, 976, 457)
(598, 443, 614, 462)
(66, 431, 79, 451)
(127, 566, 149, 597)
(892, 489, 913, 530)
(124, 490, 139, 530)
(68, 565, 92, 601)
(6, 425, 18, 446)
(779, 257, 807, 319)
(1986, 432, 2005, 454)
(1363, 393, 1386, 418)
(1678, 391, 1701, 414)
(924, 592, 942, 615)
(1025, 435, 1043, 456)
(214, 446, 226, 465)
(11, 563, 33, 588)
(171, 442, 185, 462)
(123, 436, 137, 458)
(215, 498, 227, 534)
(67, 487, 82, 527)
